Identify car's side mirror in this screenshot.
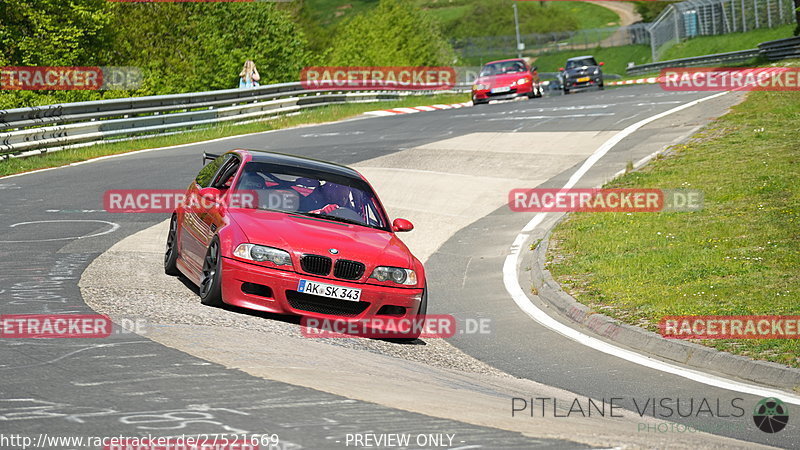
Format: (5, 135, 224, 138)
(599, 62, 605, 66)
(558, 67, 565, 71)
(531, 66, 538, 73)
(392, 218, 414, 232)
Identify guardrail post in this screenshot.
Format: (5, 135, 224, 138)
(767, 0, 772, 27)
(754, 0, 760, 27)
(742, 0, 747, 31)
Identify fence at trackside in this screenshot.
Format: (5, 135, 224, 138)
(0, 82, 471, 160)
(647, 0, 796, 61)
(625, 36, 800, 76)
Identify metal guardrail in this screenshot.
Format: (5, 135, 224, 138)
(0, 82, 470, 159)
(626, 48, 761, 76)
(759, 36, 800, 60)
(627, 36, 800, 76)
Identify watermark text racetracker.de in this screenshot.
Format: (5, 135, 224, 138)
(103, 189, 295, 213)
(660, 315, 800, 339)
(0, 314, 147, 338)
(508, 188, 703, 212)
(660, 67, 800, 91)
(301, 66, 456, 91)
(1, 66, 142, 91)
(301, 315, 491, 339)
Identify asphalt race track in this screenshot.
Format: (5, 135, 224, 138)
(1, 85, 796, 449)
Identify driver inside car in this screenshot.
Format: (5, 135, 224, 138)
(308, 182, 356, 215)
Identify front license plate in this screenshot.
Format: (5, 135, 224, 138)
(491, 86, 511, 94)
(577, 77, 590, 82)
(298, 279, 361, 302)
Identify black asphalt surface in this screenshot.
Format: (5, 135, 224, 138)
(0, 85, 794, 449)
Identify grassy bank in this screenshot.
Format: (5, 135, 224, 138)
(660, 25, 795, 61)
(309, 0, 619, 36)
(546, 89, 800, 368)
(0, 93, 469, 178)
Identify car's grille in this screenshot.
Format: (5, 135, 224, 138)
(488, 88, 517, 97)
(301, 254, 331, 276)
(334, 259, 365, 280)
(286, 290, 369, 317)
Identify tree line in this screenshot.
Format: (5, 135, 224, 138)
(0, 0, 454, 108)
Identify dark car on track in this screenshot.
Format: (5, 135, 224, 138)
(472, 58, 542, 105)
(558, 55, 604, 94)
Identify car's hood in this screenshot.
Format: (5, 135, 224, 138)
(476, 72, 528, 87)
(229, 209, 413, 268)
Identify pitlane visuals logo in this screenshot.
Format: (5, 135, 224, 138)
(753, 397, 789, 433)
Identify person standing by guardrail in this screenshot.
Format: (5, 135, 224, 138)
(239, 60, 261, 88)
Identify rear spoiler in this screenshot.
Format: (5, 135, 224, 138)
(202, 152, 221, 165)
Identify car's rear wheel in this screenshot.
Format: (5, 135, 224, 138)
(563, 87, 570, 95)
(164, 214, 181, 276)
(199, 237, 224, 307)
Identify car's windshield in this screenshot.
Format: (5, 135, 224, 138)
(479, 60, 526, 77)
(232, 161, 389, 231)
(566, 58, 598, 69)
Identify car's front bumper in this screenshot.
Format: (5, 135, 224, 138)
(564, 76, 603, 89)
(220, 257, 424, 331)
(473, 83, 533, 102)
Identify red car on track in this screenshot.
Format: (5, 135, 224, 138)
(472, 58, 542, 105)
(165, 150, 427, 339)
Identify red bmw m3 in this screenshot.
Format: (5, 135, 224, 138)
(165, 149, 427, 339)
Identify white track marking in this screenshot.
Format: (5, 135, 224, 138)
(503, 91, 800, 405)
(0, 220, 120, 243)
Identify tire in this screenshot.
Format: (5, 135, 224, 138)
(164, 214, 181, 276)
(563, 88, 570, 95)
(598, 82, 605, 90)
(199, 237, 224, 307)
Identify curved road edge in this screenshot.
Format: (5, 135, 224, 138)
(504, 93, 800, 400)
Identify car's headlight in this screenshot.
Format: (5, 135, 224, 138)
(369, 266, 417, 286)
(474, 83, 489, 90)
(513, 78, 529, 86)
(234, 243, 292, 266)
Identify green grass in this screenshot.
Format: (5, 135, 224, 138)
(0, 93, 468, 178)
(660, 25, 795, 61)
(545, 1, 620, 30)
(309, 0, 619, 37)
(532, 44, 652, 76)
(546, 89, 800, 368)
(423, 4, 472, 24)
(305, 0, 379, 26)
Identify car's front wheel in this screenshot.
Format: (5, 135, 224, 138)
(199, 237, 224, 307)
(164, 214, 181, 276)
